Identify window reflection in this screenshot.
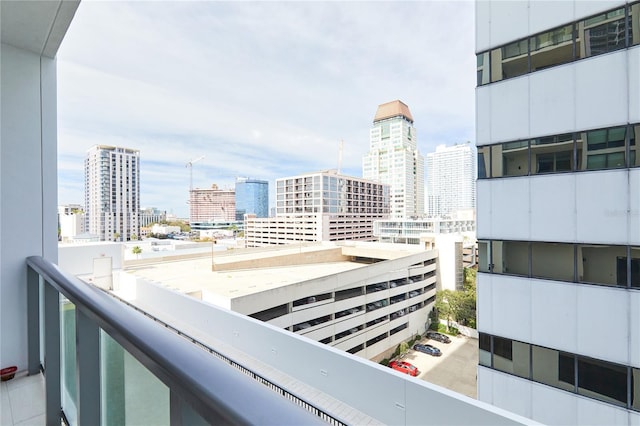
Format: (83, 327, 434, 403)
(477, 52, 491, 86)
(580, 126, 627, 170)
(491, 39, 529, 82)
(493, 141, 528, 177)
(478, 3, 640, 82)
(577, 7, 629, 59)
(477, 146, 490, 178)
(530, 24, 574, 72)
(530, 133, 574, 174)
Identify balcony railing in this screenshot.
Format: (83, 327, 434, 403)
(26, 256, 325, 425)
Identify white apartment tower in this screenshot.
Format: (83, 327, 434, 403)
(476, 1, 640, 424)
(85, 145, 140, 241)
(426, 142, 476, 218)
(363, 100, 425, 219)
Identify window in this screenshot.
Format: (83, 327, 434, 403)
(531, 242, 574, 282)
(577, 356, 627, 406)
(493, 141, 529, 177)
(491, 39, 529, 82)
(578, 7, 629, 58)
(578, 244, 627, 287)
(530, 24, 574, 71)
(491, 241, 529, 276)
(477, 146, 490, 178)
(479, 332, 491, 367)
(530, 133, 574, 174)
(532, 346, 576, 392)
(477, 51, 491, 86)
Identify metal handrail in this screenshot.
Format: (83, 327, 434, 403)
(105, 290, 348, 426)
(27, 256, 325, 425)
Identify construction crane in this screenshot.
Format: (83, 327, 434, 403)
(337, 139, 344, 174)
(186, 155, 205, 192)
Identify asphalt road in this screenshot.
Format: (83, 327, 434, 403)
(402, 334, 478, 399)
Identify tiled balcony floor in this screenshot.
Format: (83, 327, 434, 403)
(0, 371, 45, 425)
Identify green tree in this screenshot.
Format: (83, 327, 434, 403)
(131, 233, 138, 240)
(113, 232, 120, 242)
(132, 246, 142, 259)
(399, 341, 410, 357)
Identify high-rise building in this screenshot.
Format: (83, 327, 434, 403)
(426, 142, 476, 218)
(189, 184, 235, 224)
(245, 170, 389, 246)
(476, 1, 640, 424)
(84, 145, 140, 241)
(235, 177, 269, 220)
(363, 100, 425, 219)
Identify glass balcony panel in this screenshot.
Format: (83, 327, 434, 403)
(530, 24, 574, 72)
(531, 242, 574, 282)
(577, 7, 629, 58)
(492, 141, 529, 177)
(477, 146, 490, 178)
(633, 3, 640, 46)
(532, 346, 576, 392)
(477, 51, 491, 86)
(61, 299, 78, 425)
(491, 39, 529, 82)
(492, 241, 529, 276)
(101, 331, 170, 425)
(530, 133, 574, 174)
(577, 356, 627, 407)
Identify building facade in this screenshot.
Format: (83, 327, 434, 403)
(476, 1, 640, 424)
(84, 145, 140, 241)
(235, 177, 269, 220)
(139, 207, 167, 228)
(122, 242, 437, 361)
(189, 184, 236, 224)
(363, 100, 425, 219)
(245, 170, 389, 246)
(426, 142, 476, 218)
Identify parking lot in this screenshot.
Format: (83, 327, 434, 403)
(401, 334, 478, 399)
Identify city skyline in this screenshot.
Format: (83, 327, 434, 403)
(56, 1, 475, 217)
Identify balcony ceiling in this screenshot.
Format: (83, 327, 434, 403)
(1, 0, 79, 57)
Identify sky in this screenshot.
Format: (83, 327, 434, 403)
(57, 0, 476, 218)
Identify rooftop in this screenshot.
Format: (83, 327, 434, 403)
(373, 100, 414, 123)
(122, 241, 425, 299)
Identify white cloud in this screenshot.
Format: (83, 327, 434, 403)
(57, 1, 476, 217)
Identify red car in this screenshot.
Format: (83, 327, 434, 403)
(388, 360, 419, 376)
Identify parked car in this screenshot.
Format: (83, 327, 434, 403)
(426, 331, 451, 343)
(388, 360, 419, 376)
(413, 344, 442, 357)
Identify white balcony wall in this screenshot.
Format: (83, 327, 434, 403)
(490, 78, 530, 143)
(575, 52, 629, 130)
(630, 47, 640, 123)
(125, 277, 525, 425)
(479, 274, 639, 368)
(479, 169, 635, 245)
(529, 64, 575, 137)
(530, 174, 575, 241)
(575, 170, 629, 244)
(479, 367, 639, 426)
(1, 43, 58, 370)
